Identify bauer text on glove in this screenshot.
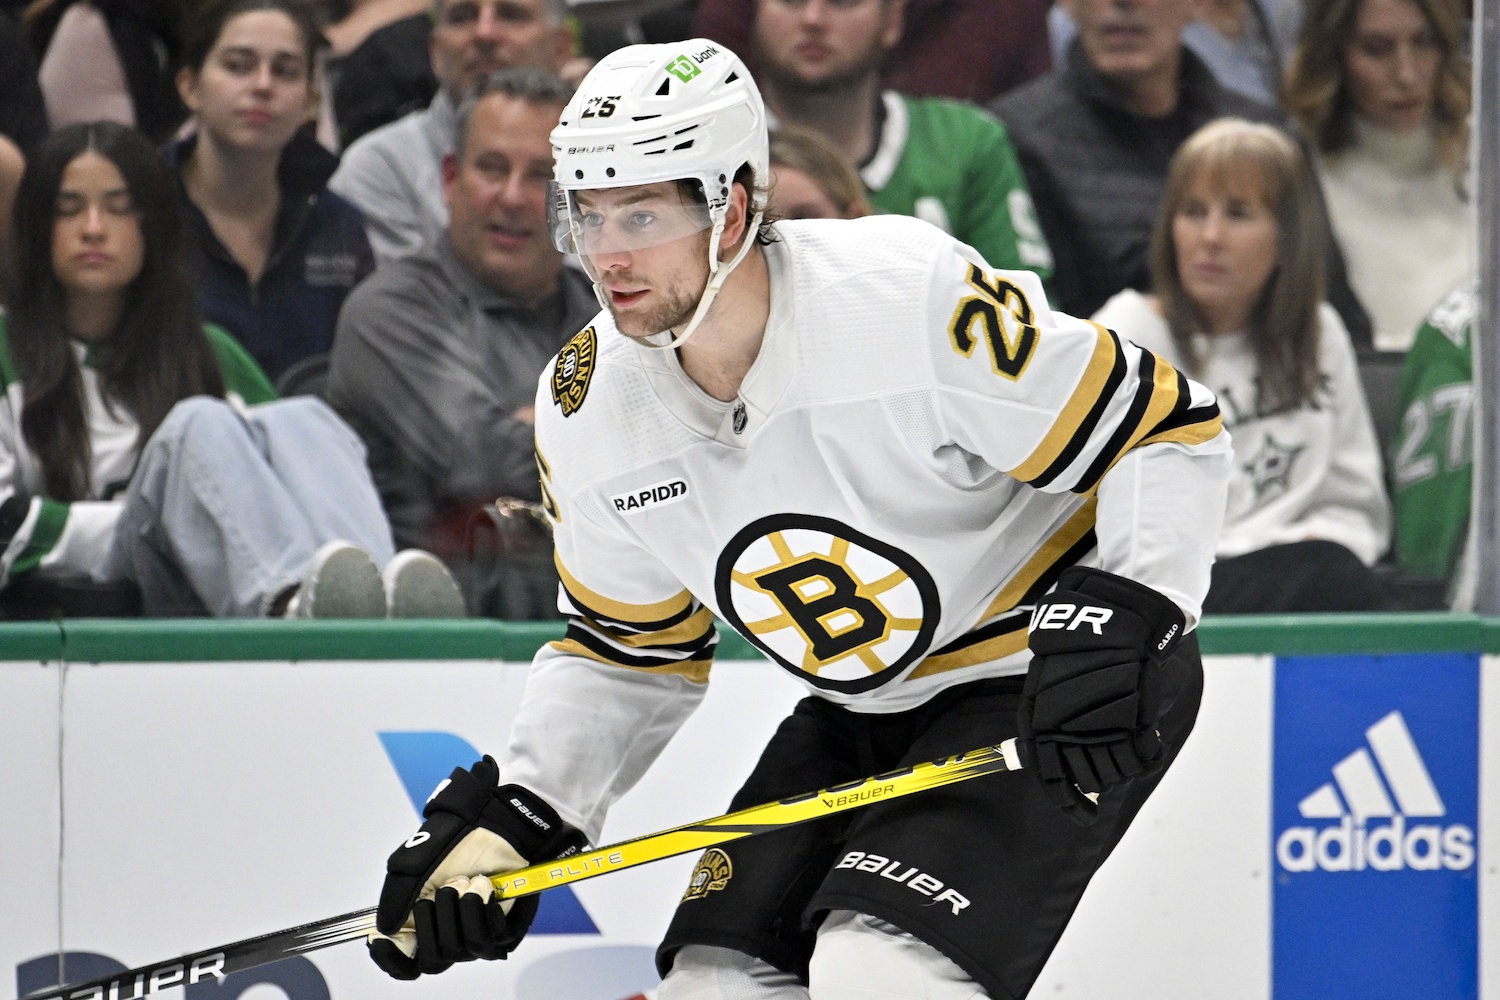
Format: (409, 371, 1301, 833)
(367, 755, 586, 979)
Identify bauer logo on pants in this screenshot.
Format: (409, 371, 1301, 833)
(1272, 652, 1479, 1000)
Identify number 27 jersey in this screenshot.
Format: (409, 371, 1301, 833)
(534, 215, 1229, 715)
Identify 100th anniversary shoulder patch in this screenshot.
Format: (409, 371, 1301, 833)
(682, 847, 733, 902)
(552, 326, 597, 416)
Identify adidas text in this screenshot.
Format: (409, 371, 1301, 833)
(611, 479, 689, 514)
(1030, 602, 1113, 634)
(834, 852, 970, 915)
(1277, 816, 1474, 872)
(1277, 710, 1475, 874)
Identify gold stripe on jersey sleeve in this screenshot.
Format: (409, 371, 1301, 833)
(905, 624, 1029, 680)
(1082, 353, 1185, 492)
(1139, 412, 1225, 449)
(1008, 323, 1119, 484)
(609, 606, 717, 649)
(976, 497, 1098, 623)
(555, 553, 695, 627)
(548, 637, 712, 683)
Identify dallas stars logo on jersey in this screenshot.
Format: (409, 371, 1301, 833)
(714, 515, 940, 694)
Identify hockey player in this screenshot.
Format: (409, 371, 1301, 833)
(368, 40, 1232, 999)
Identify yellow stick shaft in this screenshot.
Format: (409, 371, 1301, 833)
(491, 737, 1021, 899)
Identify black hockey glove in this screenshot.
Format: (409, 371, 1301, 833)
(368, 756, 585, 979)
(1018, 566, 1185, 826)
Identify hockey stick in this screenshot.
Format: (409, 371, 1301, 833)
(19, 739, 1021, 1000)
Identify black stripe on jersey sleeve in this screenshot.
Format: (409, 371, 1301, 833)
(562, 622, 715, 669)
(559, 583, 702, 633)
(926, 610, 1030, 658)
(1071, 347, 1160, 495)
(572, 615, 720, 656)
(1018, 527, 1099, 607)
(1027, 328, 1130, 490)
(1144, 372, 1222, 436)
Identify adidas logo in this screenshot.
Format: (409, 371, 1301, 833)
(1276, 711, 1474, 873)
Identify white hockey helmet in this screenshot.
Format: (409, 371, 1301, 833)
(548, 40, 769, 347)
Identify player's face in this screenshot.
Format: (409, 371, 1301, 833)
(1343, 0, 1441, 132)
(444, 93, 563, 304)
(575, 183, 713, 339)
(431, 0, 569, 101)
(1062, 0, 1197, 87)
(176, 10, 313, 156)
(1171, 165, 1280, 336)
(51, 151, 146, 328)
(753, 0, 903, 93)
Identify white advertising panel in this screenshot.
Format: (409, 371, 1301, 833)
(0, 662, 62, 997)
(1, 651, 1495, 1000)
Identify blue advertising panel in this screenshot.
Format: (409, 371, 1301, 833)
(1273, 652, 1480, 1000)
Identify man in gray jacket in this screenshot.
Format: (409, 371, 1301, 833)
(326, 68, 596, 614)
(328, 0, 575, 263)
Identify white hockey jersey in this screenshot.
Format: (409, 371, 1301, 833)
(501, 216, 1231, 840)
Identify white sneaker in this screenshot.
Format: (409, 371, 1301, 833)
(284, 541, 386, 618)
(383, 550, 466, 618)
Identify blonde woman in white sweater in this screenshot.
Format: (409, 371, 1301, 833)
(1095, 119, 1391, 612)
(1284, 0, 1470, 351)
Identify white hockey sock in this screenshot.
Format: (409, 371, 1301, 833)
(659, 945, 811, 1000)
(807, 910, 988, 999)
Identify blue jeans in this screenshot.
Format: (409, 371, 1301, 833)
(105, 396, 396, 616)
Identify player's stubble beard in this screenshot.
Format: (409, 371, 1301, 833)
(605, 229, 713, 339)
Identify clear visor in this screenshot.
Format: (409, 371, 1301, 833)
(547, 181, 714, 255)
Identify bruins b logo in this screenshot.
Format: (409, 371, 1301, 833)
(948, 264, 1039, 380)
(552, 326, 597, 416)
(715, 515, 939, 694)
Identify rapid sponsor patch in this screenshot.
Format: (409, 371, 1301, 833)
(610, 478, 689, 514)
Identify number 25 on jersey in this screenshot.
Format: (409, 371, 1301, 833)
(947, 264, 1039, 381)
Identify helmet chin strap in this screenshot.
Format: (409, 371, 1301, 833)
(634, 211, 764, 351)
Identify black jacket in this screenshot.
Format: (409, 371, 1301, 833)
(0, 12, 47, 150)
(991, 42, 1371, 346)
(329, 13, 437, 150)
(166, 130, 376, 383)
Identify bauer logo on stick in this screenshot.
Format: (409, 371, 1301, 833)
(552, 326, 597, 416)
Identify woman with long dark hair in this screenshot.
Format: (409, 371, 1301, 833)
(1094, 118, 1390, 612)
(168, 0, 373, 381)
(0, 121, 461, 617)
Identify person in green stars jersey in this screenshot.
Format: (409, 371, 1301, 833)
(748, 0, 1054, 281)
(1391, 281, 1476, 608)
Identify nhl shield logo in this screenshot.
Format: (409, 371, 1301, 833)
(682, 848, 733, 902)
(552, 326, 597, 416)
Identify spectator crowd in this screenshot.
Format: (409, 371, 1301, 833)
(0, 0, 1478, 619)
